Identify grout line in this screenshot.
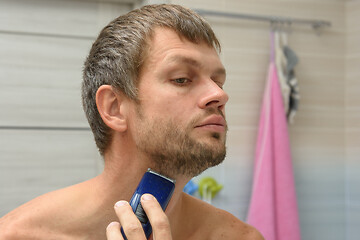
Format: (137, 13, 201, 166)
(0, 30, 95, 41)
(0, 126, 91, 131)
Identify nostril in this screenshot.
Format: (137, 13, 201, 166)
(205, 100, 220, 107)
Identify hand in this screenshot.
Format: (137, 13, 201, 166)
(106, 194, 172, 240)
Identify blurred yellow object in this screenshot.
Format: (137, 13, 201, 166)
(199, 177, 223, 203)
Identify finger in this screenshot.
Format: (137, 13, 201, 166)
(141, 194, 172, 240)
(106, 222, 124, 240)
(114, 200, 147, 239)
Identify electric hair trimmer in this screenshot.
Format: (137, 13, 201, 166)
(121, 169, 175, 239)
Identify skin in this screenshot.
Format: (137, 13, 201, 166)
(0, 27, 263, 240)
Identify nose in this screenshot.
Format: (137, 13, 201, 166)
(198, 80, 229, 111)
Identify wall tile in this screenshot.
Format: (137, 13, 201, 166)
(0, 0, 132, 38)
(0, 34, 91, 127)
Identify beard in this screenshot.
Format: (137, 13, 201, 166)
(134, 107, 227, 178)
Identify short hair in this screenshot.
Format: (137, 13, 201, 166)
(82, 4, 221, 156)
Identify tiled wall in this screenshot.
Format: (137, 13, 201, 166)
(0, 0, 133, 215)
(0, 0, 358, 239)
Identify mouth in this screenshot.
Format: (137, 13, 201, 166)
(195, 115, 227, 133)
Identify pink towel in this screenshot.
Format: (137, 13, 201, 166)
(247, 59, 301, 240)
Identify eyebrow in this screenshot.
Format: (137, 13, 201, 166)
(165, 55, 226, 77)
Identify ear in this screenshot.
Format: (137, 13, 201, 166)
(96, 85, 129, 133)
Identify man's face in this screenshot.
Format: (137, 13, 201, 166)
(129, 28, 229, 178)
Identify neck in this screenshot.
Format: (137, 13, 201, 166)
(94, 147, 192, 228)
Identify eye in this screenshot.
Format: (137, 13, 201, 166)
(212, 80, 224, 89)
(172, 78, 191, 85)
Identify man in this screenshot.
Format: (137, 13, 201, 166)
(0, 4, 263, 240)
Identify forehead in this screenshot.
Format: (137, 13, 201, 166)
(142, 27, 224, 72)
(148, 27, 216, 54)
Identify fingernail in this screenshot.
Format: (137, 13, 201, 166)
(107, 222, 119, 229)
(115, 200, 127, 208)
(141, 194, 154, 201)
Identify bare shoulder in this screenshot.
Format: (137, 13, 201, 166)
(182, 193, 264, 240)
(0, 185, 82, 240)
(209, 207, 264, 240)
(1, 197, 53, 239)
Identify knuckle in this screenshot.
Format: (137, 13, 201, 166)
(125, 222, 142, 234)
(152, 217, 170, 230)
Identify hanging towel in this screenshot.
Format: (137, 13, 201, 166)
(283, 45, 300, 123)
(275, 30, 291, 115)
(246, 31, 301, 240)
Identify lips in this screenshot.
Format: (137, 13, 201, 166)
(195, 115, 227, 132)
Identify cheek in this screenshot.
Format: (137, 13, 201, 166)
(144, 95, 176, 114)
(140, 87, 197, 122)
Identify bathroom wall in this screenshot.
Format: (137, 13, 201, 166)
(0, 0, 133, 215)
(346, 0, 360, 239)
(0, 0, 358, 239)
